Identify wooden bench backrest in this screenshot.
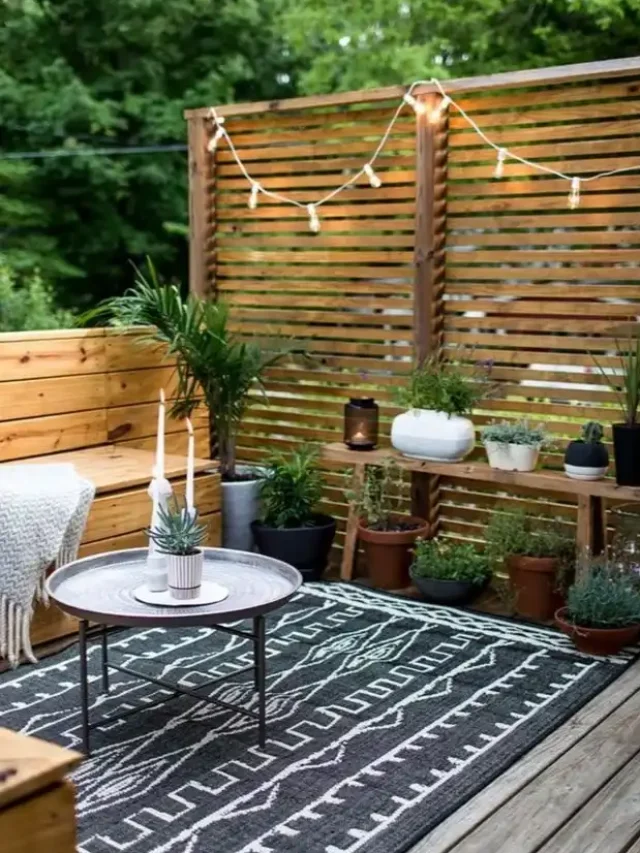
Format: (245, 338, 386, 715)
(0, 328, 209, 462)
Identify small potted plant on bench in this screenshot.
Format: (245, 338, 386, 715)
(556, 563, 640, 655)
(251, 446, 336, 582)
(410, 537, 491, 606)
(485, 509, 574, 621)
(147, 497, 207, 600)
(482, 420, 549, 472)
(564, 421, 609, 481)
(348, 459, 428, 590)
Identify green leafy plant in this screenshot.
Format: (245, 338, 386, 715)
(579, 421, 605, 443)
(259, 446, 323, 528)
(592, 334, 640, 425)
(347, 459, 406, 531)
(485, 509, 574, 564)
(146, 496, 207, 556)
(397, 354, 495, 418)
(0, 262, 75, 332)
(481, 420, 550, 447)
(567, 567, 640, 629)
(410, 537, 491, 585)
(83, 259, 303, 479)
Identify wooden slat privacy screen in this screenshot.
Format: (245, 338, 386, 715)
(186, 59, 640, 556)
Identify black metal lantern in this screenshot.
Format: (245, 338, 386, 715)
(344, 397, 378, 450)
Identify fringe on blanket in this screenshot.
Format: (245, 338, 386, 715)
(0, 594, 37, 668)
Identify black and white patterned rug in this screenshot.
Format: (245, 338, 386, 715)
(1, 583, 634, 853)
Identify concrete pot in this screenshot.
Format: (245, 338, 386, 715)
(221, 465, 263, 551)
(391, 409, 474, 462)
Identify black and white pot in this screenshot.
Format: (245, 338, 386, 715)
(251, 513, 336, 582)
(221, 464, 264, 551)
(411, 574, 488, 606)
(564, 439, 609, 481)
(613, 423, 640, 486)
(167, 549, 204, 600)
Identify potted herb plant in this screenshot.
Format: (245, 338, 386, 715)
(348, 460, 428, 590)
(556, 565, 640, 655)
(410, 537, 491, 605)
(391, 355, 493, 462)
(251, 447, 336, 582)
(564, 421, 609, 481)
(592, 332, 640, 486)
(86, 260, 301, 551)
(485, 509, 574, 621)
(482, 420, 549, 472)
(147, 497, 207, 600)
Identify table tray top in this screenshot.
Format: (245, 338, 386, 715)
(46, 548, 302, 627)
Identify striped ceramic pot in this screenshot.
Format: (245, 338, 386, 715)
(167, 550, 204, 600)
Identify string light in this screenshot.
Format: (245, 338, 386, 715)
(307, 203, 320, 233)
(363, 163, 382, 188)
(206, 77, 640, 230)
(248, 182, 260, 209)
(494, 148, 507, 178)
(569, 177, 581, 209)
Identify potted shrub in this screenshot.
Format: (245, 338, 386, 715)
(592, 332, 640, 486)
(485, 509, 574, 621)
(348, 460, 428, 590)
(87, 260, 301, 551)
(147, 497, 207, 600)
(556, 565, 640, 655)
(251, 447, 336, 582)
(482, 420, 549, 472)
(564, 421, 609, 480)
(410, 537, 491, 605)
(391, 355, 494, 462)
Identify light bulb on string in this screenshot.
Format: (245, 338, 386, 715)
(248, 182, 260, 209)
(494, 148, 507, 179)
(403, 93, 427, 115)
(429, 94, 451, 124)
(568, 177, 581, 209)
(363, 163, 382, 188)
(307, 203, 321, 233)
(207, 116, 226, 153)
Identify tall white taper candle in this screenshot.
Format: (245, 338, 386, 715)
(156, 388, 165, 478)
(186, 417, 195, 514)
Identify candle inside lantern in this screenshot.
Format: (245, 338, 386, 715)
(186, 417, 195, 514)
(344, 398, 379, 450)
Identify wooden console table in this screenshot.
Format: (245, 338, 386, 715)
(321, 443, 640, 581)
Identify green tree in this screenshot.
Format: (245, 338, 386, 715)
(0, 261, 75, 332)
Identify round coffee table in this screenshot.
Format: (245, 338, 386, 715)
(46, 547, 302, 755)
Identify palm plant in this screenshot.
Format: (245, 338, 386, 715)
(84, 260, 300, 479)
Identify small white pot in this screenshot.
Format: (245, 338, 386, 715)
(221, 464, 264, 551)
(484, 441, 540, 472)
(391, 409, 474, 462)
(167, 549, 204, 600)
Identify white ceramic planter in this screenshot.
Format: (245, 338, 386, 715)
(564, 462, 608, 481)
(221, 464, 263, 551)
(167, 549, 204, 600)
(484, 441, 540, 472)
(391, 409, 474, 462)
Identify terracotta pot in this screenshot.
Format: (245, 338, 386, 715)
(555, 608, 640, 656)
(507, 554, 558, 621)
(358, 515, 428, 590)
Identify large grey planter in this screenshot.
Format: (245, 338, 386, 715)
(221, 465, 263, 551)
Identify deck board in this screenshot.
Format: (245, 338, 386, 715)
(411, 659, 640, 853)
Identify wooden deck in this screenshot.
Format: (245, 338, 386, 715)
(410, 657, 640, 853)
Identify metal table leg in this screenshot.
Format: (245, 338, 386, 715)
(255, 615, 266, 748)
(78, 619, 90, 756)
(101, 624, 110, 693)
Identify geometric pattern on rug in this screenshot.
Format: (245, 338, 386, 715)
(0, 582, 634, 853)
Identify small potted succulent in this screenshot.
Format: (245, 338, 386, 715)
(251, 446, 336, 582)
(556, 564, 640, 655)
(485, 509, 574, 621)
(391, 354, 494, 463)
(348, 459, 428, 590)
(147, 497, 207, 600)
(410, 537, 491, 605)
(564, 421, 609, 480)
(482, 420, 550, 472)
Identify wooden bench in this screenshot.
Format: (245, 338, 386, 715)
(0, 328, 221, 648)
(321, 442, 640, 581)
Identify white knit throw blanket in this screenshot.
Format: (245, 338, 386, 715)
(0, 463, 95, 667)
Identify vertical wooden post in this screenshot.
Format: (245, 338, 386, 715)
(187, 116, 211, 299)
(410, 92, 448, 535)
